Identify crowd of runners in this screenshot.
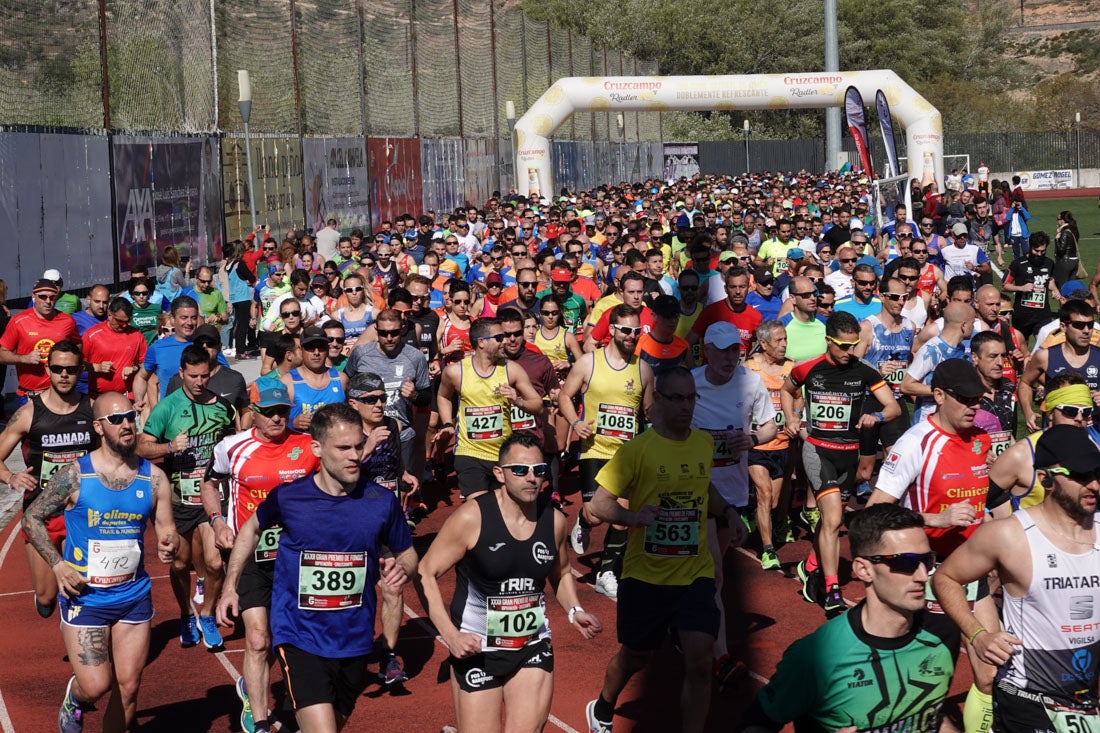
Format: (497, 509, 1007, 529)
(2, 167, 1100, 733)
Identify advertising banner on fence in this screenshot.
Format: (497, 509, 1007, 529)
(223, 136, 304, 242)
(367, 138, 423, 231)
(0, 132, 113, 296)
(663, 143, 699, 181)
(302, 137, 370, 234)
(1016, 169, 1074, 190)
(114, 136, 223, 276)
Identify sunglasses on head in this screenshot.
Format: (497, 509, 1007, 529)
(862, 552, 936, 574)
(500, 463, 548, 478)
(49, 364, 81, 376)
(98, 410, 138, 425)
(351, 393, 387, 405)
(252, 404, 291, 418)
(1055, 404, 1094, 420)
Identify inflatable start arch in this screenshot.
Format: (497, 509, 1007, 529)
(514, 70, 943, 195)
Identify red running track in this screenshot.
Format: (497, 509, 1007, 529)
(0, 482, 973, 732)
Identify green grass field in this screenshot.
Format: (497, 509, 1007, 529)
(1019, 195, 1100, 278)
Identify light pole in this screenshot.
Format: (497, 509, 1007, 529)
(506, 100, 516, 195)
(237, 70, 258, 233)
(616, 113, 625, 183)
(1076, 111, 1082, 188)
(743, 119, 751, 174)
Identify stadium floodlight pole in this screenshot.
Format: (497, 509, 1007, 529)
(824, 0, 840, 171)
(744, 119, 751, 174)
(238, 70, 258, 230)
(506, 100, 517, 194)
(1076, 111, 1082, 187)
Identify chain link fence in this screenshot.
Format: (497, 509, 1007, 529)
(0, 0, 660, 142)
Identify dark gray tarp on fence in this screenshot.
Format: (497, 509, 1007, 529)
(0, 132, 113, 298)
(699, 139, 826, 177)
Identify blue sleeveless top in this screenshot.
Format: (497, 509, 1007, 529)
(288, 367, 346, 422)
(63, 454, 153, 607)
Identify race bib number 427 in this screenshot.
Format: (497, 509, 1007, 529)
(297, 551, 367, 610)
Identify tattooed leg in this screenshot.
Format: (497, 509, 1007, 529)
(104, 620, 150, 733)
(61, 623, 113, 703)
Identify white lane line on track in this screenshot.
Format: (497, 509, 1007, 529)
(0, 518, 22, 733)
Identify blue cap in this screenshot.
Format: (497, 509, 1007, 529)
(787, 247, 805, 260)
(675, 213, 691, 228)
(252, 377, 292, 408)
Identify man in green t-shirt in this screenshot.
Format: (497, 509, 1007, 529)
(137, 344, 235, 652)
(779, 275, 827, 362)
(755, 219, 799, 277)
(737, 504, 954, 732)
(193, 266, 229, 330)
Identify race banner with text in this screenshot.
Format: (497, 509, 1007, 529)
(114, 136, 223, 276)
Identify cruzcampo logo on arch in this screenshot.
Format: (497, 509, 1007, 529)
(288, 447, 303, 460)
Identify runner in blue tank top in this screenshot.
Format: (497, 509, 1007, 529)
(283, 326, 348, 430)
(22, 392, 177, 733)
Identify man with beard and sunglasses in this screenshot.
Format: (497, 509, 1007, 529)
(1020, 299, 1100, 434)
(738, 505, 952, 733)
(433, 317, 544, 500)
(870, 359, 998, 733)
(0, 341, 97, 619)
(23, 392, 177, 733)
(202, 378, 318, 733)
(558, 305, 655, 600)
(934, 425, 1100, 733)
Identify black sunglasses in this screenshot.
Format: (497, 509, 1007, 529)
(862, 552, 936, 575)
(49, 364, 81, 376)
(281, 310, 302, 319)
(477, 333, 506, 342)
(351, 393, 387, 405)
(376, 328, 402, 338)
(252, 405, 291, 418)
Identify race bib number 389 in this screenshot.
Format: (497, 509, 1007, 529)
(297, 550, 367, 610)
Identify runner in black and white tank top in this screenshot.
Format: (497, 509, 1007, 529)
(450, 491, 556, 652)
(999, 508, 1100, 712)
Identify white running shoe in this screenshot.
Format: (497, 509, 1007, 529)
(570, 516, 590, 555)
(594, 570, 619, 600)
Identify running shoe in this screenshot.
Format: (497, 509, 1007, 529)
(714, 654, 749, 692)
(197, 615, 224, 650)
(193, 577, 205, 606)
(800, 506, 821, 534)
(585, 700, 613, 733)
(34, 595, 56, 619)
(594, 570, 618, 599)
(570, 516, 590, 555)
(797, 561, 823, 605)
(383, 653, 409, 685)
(760, 549, 781, 571)
(236, 676, 255, 733)
(180, 615, 200, 648)
(58, 675, 83, 733)
(856, 480, 872, 498)
(824, 584, 846, 618)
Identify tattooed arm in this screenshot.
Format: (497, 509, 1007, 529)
(150, 465, 179, 563)
(0, 401, 33, 489)
(21, 462, 85, 598)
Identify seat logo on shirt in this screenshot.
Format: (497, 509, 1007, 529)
(1070, 596, 1094, 621)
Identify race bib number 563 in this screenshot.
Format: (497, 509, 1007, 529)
(298, 551, 367, 610)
